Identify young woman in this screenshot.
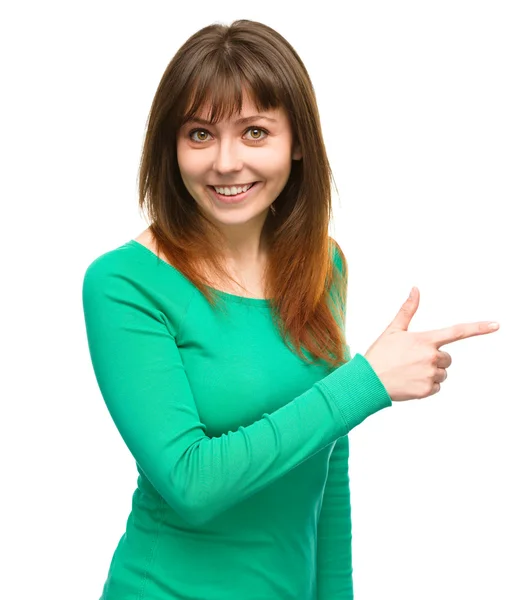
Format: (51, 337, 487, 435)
(82, 19, 498, 600)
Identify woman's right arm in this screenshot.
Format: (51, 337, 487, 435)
(82, 259, 392, 528)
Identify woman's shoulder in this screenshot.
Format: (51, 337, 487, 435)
(82, 228, 157, 287)
(329, 236, 347, 277)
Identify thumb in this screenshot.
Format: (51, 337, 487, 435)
(386, 287, 420, 333)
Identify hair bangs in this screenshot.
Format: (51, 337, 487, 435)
(179, 52, 286, 128)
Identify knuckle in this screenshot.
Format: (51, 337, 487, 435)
(400, 306, 411, 318)
(425, 349, 437, 365)
(422, 382, 434, 396)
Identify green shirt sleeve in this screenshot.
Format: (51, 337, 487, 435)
(82, 253, 391, 528)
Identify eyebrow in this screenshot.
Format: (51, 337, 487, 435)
(184, 115, 278, 126)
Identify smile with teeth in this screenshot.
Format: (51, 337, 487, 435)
(211, 182, 256, 196)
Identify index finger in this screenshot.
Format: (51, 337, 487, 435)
(422, 321, 500, 348)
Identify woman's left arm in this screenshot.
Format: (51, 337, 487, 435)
(317, 240, 354, 597)
(316, 433, 354, 599)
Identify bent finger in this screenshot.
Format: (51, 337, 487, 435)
(437, 351, 452, 368)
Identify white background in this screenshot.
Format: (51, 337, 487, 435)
(1, 1, 524, 599)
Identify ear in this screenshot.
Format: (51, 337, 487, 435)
(292, 142, 302, 161)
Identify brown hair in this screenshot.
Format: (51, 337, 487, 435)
(137, 19, 348, 368)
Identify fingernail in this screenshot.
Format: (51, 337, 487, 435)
(488, 322, 499, 330)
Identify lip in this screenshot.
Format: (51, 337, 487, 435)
(207, 181, 261, 204)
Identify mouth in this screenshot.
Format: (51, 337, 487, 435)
(207, 181, 261, 204)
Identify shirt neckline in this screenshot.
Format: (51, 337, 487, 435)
(125, 239, 273, 307)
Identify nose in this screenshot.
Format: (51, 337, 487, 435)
(212, 139, 243, 174)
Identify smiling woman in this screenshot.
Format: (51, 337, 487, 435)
(81, 19, 390, 600)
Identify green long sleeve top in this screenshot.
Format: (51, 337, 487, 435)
(82, 238, 393, 600)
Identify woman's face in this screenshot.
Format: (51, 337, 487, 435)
(176, 92, 302, 229)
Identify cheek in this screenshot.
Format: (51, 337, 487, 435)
(176, 148, 204, 182)
(258, 146, 292, 176)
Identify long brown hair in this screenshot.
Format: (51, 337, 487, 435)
(137, 19, 348, 369)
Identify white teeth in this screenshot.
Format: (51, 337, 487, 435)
(213, 183, 255, 196)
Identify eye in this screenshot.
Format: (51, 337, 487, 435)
(244, 127, 269, 143)
(189, 129, 212, 143)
